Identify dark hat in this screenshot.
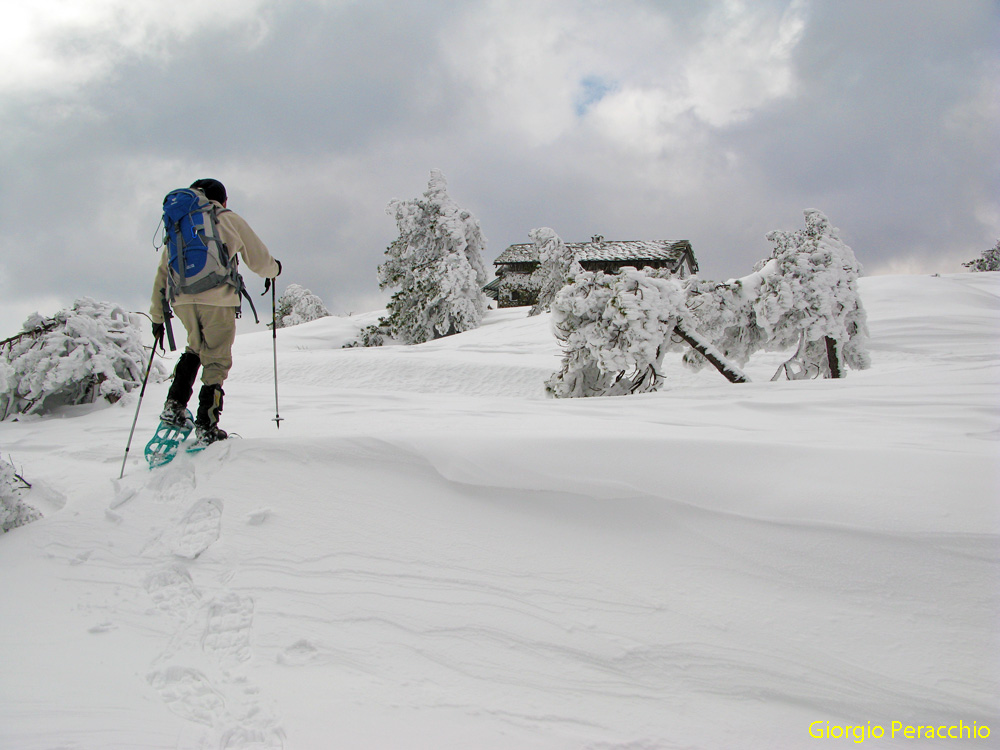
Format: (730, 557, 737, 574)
(190, 178, 227, 204)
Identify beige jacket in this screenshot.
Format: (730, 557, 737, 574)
(151, 201, 280, 323)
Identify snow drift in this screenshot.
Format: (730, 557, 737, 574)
(0, 273, 997, 749)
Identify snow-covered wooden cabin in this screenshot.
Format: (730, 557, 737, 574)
(485, 237, 699, 308)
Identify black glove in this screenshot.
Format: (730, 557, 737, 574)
(262, 260, 282, 294)
(152, 322, 165, 351)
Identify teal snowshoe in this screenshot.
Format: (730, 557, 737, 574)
(144, 409, 194, 468)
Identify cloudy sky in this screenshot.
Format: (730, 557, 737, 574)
(1, 0, 997, 337)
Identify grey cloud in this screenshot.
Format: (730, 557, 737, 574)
(720, 0, 999, 263)
(0, 0, 997, 337)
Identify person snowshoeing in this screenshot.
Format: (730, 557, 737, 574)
(150, 178, 281, 445)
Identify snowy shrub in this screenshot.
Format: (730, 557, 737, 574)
(1, 454, 39, 533)
(343, 323, 388, 349)
(0, 298, 151, 418)
(378, 170, 489, 344)
(546, 268, 689, 397)
(276, 284, 330, 328)
(529, 227, 581, 316)
(962, 240, 1000, 272)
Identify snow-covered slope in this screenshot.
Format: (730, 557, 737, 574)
(1, 273, 997, 749)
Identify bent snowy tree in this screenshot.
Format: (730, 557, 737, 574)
(545, 268, 748, 398)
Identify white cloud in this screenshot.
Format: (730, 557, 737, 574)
(0, 0, 275, 95)
(585, 87, 694, 155)
(684, 0, 806, 126)
(442, 0, 807, 156)
(440, 1, 587, 145)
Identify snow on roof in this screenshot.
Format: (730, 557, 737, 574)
(494, 239, 694, 266)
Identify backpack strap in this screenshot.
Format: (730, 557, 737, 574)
(160, 291, 178, 352)
(235, 273, 260, 324)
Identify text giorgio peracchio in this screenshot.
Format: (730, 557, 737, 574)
(809, 720, 991, 742)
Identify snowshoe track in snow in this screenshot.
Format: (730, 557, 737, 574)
(203, 592, 255, 664)
(147, 666, 227, 727)
(148, 458, 197, 503)
(128, 465, 283, 748)
(220, 726, 286, 750)
(144, 565, 202, 617)
(172, 497, 224, 559)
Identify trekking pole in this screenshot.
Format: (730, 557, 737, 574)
(270, 283, 283, 428)
(119, 346, 157, 479)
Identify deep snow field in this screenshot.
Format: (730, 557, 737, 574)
(1, 272, 998, 749)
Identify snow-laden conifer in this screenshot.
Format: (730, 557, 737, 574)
(0, 298, 151, 418)
(755, 209, 870, 378)
(343, 324, 388, 349)
(378, 170, 489, 344)
(962, 240, 1000, 272)
(679, 210, 869, 380)
(276, 284, 330, 328)
(529, 227, 581, 317)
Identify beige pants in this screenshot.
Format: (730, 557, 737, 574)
(174, 304, 237, 386)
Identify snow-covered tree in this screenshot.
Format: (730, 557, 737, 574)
(676, 275, 765, 370)
(546, 267, 750, 398)
(528, 227, 581, 316)
(962, 240, 1000, 272)
(378, 170, 489, 344)
(276, 284, 330, 328)
(755, 209, 870, 378)
(546, 273, 713, 399)
(1, 298, 152, 418)
(1, 454, 38, 533)
(678, 210, 869, 380)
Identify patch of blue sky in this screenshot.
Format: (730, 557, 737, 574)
(574, 75, 618, 116)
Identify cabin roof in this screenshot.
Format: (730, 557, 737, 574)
(494, 239, 695, 267)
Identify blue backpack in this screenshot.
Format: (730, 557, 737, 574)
(161, 188, 239, 298)
(158, 188, 259, 325)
